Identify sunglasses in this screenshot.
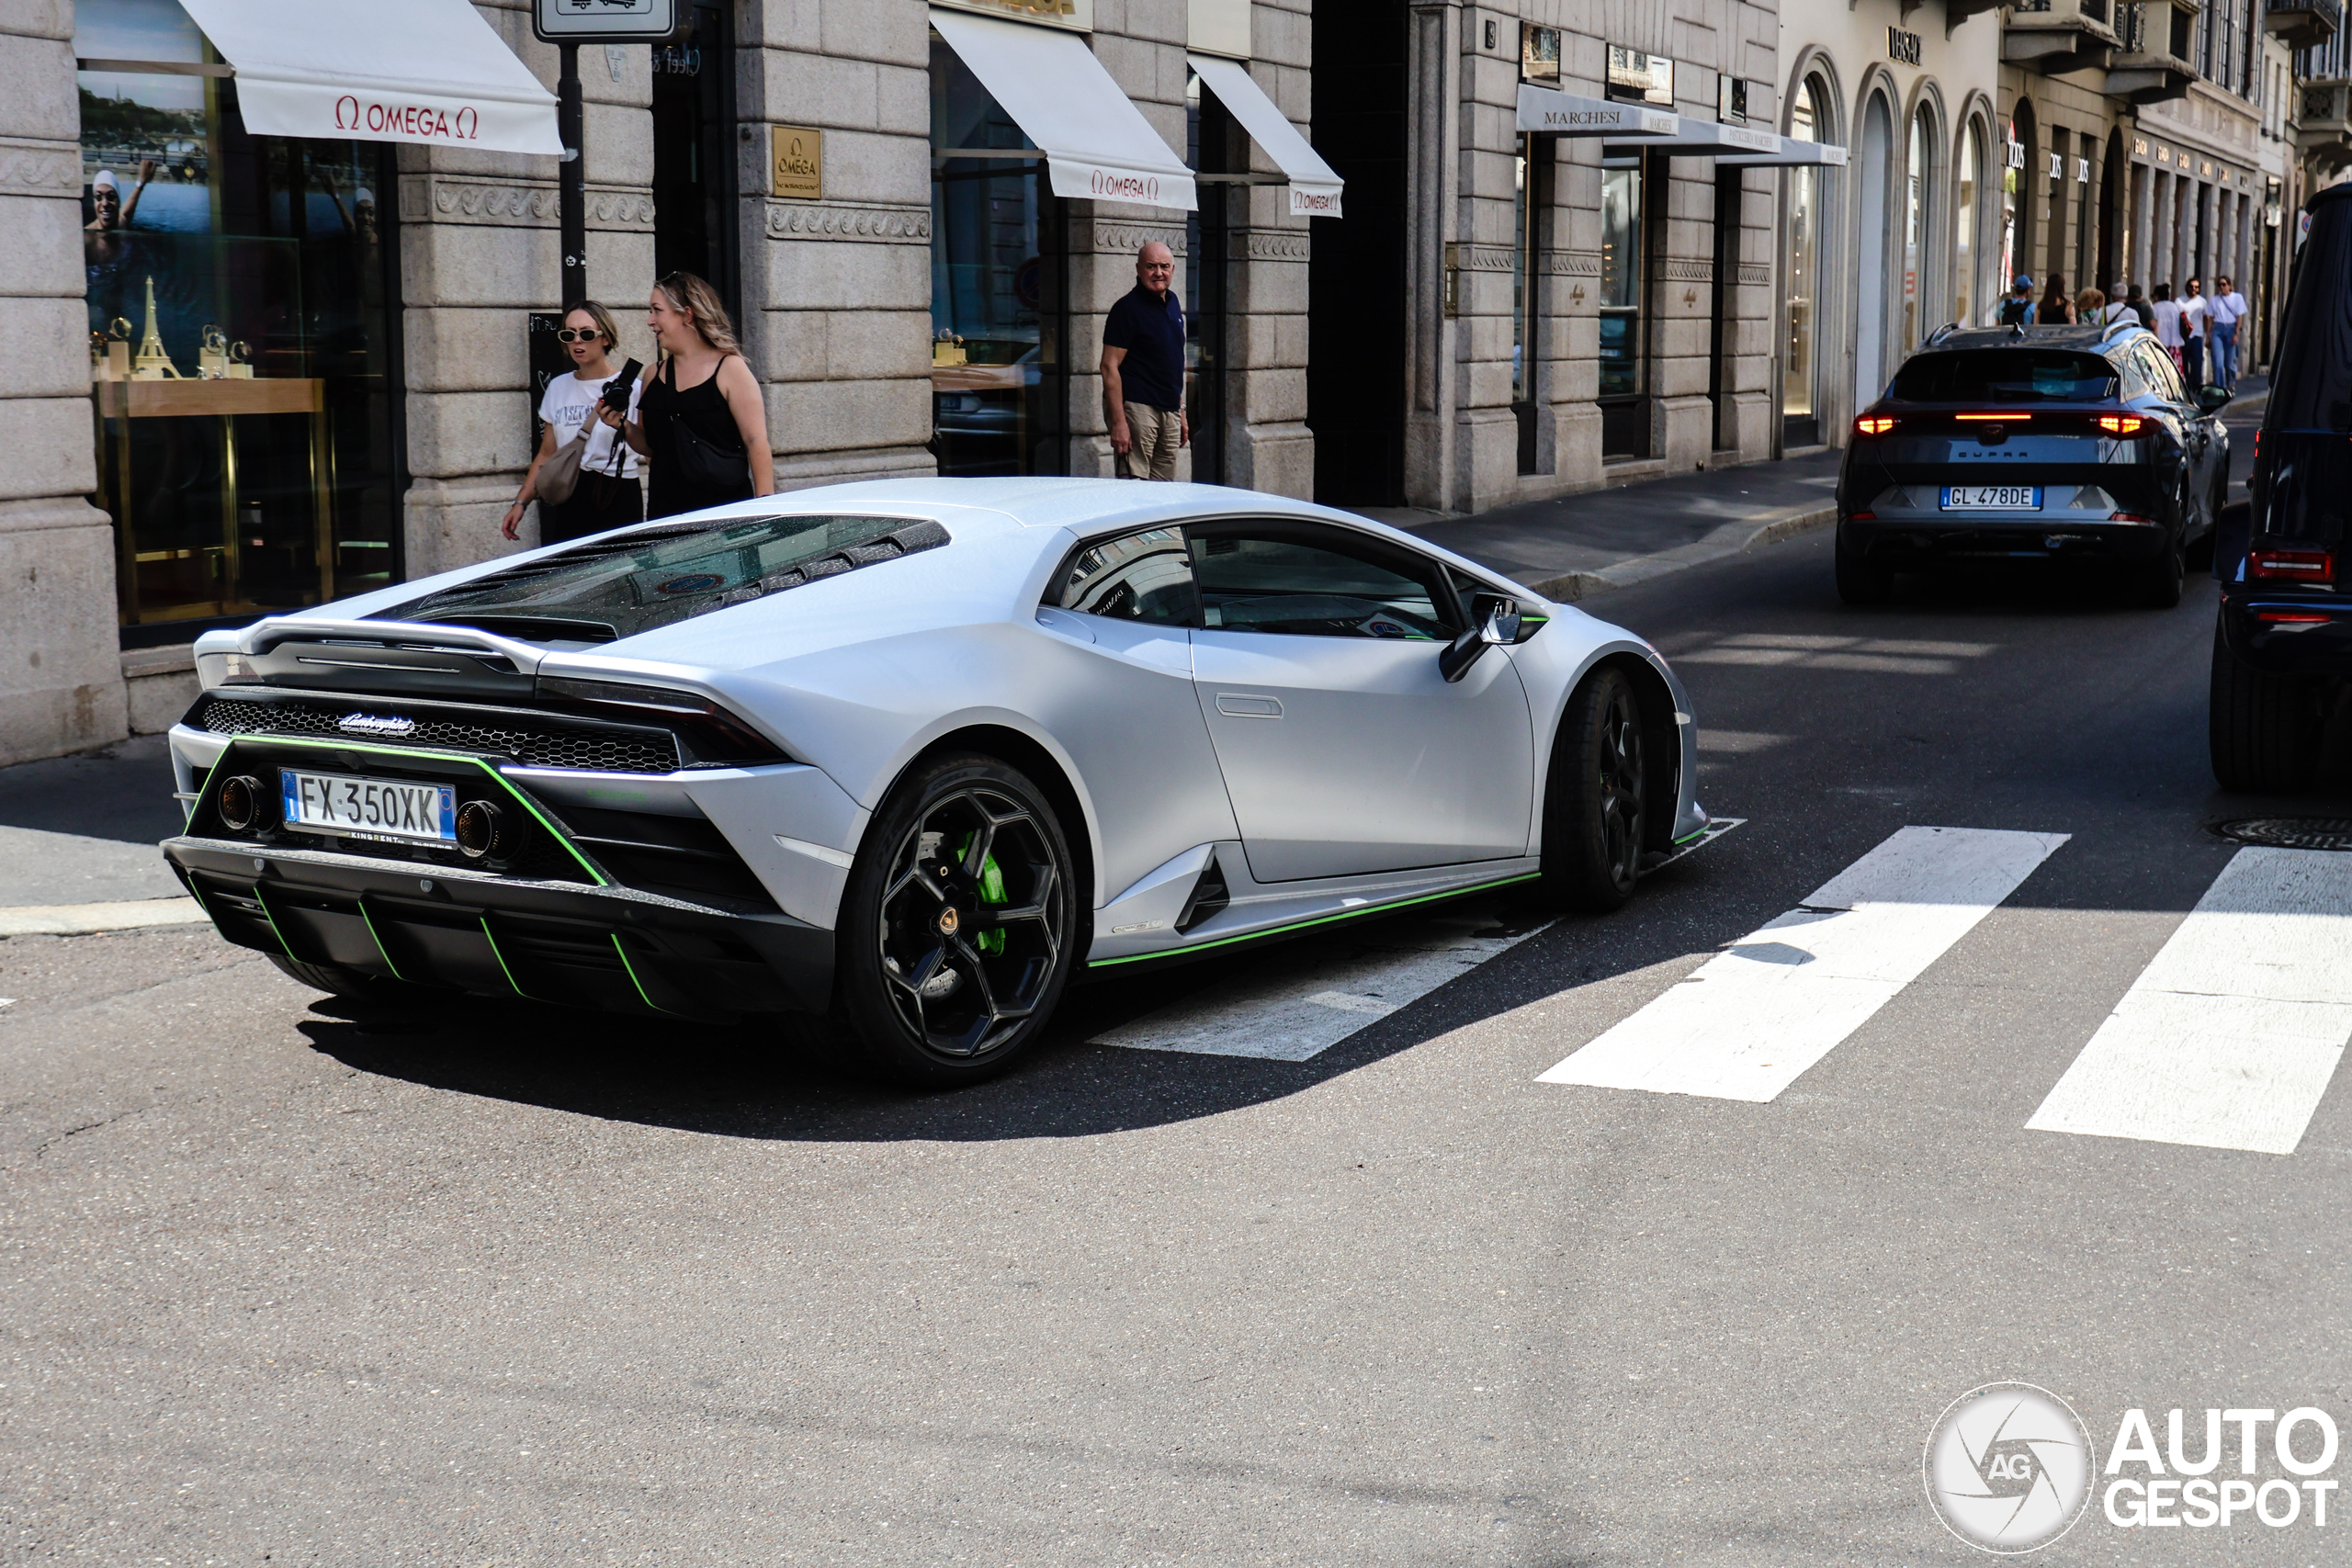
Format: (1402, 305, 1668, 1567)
(554, 328, 604, 344)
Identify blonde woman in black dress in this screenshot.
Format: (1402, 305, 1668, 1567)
(601, 272, 773, 518)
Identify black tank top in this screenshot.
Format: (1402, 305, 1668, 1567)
(639, 353, 753, 519)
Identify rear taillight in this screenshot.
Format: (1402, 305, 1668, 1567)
(2257, 611, 2332, 624)
(2096, 414, 2145, 435)
(2248, 548, 2335, 582)
(1855, 415, 1895, 436)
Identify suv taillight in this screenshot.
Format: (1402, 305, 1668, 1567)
(1855, 415, 1895, 436)
(2095, 413, 2145, 435)
(2248, 548, 2335, 582)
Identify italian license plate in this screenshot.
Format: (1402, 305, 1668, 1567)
(1942, 485, 2041, 511)
(279, 769, 457, 845)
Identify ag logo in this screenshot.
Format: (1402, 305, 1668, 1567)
(1924, 1382, 2096, 1553)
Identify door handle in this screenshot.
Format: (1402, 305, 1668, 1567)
(1216, 693, 1283, 718)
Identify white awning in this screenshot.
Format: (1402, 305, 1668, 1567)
(1515, 83, 1677, 138)
(175, 0, 559, 156)
(1603, 118, 1781, 158)
(931, 8, 1195, 213)
(1716, 136, 1851, 169)
(1187, 55, 1342, 218)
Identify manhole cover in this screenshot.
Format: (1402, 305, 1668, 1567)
(2216, 818, 2352, 852)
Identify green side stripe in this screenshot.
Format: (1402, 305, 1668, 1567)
(356, 897, 406, 982)
(609, 932, 667, 1012)
(1087, 870, 1542, 968)
(480, 918, 527, 998)
(213, 737, 606, 886)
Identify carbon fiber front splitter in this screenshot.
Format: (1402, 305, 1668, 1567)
(164, 837, 835, 1019)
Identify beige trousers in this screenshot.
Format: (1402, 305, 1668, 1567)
(1120, 400, 1182, 480)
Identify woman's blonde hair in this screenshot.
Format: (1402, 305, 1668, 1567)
(652, 271, 741, 356)
(563, 298, 623, 350)
(2076, 287, 2105, 312)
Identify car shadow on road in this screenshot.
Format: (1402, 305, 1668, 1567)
(292, 869, 1734, 1144)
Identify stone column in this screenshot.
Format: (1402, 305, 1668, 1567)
(1401, 0, 1459, 511)
(738, 0, 933, 492)
(0, 1, 130, 765)
(1451, 8, 1523, 513)
(400, 0, 656, 579)
(1550, 121, 1601, 488)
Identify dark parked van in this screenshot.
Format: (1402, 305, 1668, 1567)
(2214, 181, 2352, 789)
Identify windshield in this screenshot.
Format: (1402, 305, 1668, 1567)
(377, 514, 936, 643)
(1888, 350, 2119, 403)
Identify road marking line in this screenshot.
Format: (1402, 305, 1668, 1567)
(1099, 823, 1747, 1063)
(0, 897, 209, 937)
(2027, 846, 2352, 1156)
(1537, 826, 2068, 1101)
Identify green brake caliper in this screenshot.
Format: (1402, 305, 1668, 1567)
(956, 832, 1009, 955)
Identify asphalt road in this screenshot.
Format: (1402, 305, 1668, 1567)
(9, 421, 2350, 1565)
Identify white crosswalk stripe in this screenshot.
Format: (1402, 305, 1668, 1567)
(2027, 846, 2352, 1156)
(1536, 826, 2069, 1101)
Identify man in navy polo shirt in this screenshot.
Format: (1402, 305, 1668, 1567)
(1100, 241, 1189, 479)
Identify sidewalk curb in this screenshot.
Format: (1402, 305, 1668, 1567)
(0, 897, 208, 938)
(1523, 502, 1838, 604)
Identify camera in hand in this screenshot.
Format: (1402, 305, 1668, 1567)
(600, 359, 642, 414)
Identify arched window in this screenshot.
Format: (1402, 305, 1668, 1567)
(1905, 106, 1936, 351)
(1957, 123, 1982, 327)
(1783, 73, 1828, 445)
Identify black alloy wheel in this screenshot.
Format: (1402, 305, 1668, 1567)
(831, 753, 1077, 1085)
(1540, 667, 1647, 912)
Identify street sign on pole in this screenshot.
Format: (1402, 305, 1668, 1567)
(534, 0, 676, 44)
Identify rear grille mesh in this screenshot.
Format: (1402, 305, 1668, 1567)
(195, 697, 681, 775)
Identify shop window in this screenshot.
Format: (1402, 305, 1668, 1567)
(1598, 159, 1645, 458)
(1511, 135, 1544, 475)
(1905, 108, 1932, 353)
(930, 30, 1069, 479)
(79, 0, 401, 640)
(1187, 74, 1238, 487)
(1782, 75, 1826, 448)
(1957, 127, 1980, 329)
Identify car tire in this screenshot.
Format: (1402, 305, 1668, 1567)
(2210, 623, 2324, 792)
(1538, 667, 1647, 913)
(828, 751, 1080, 1087)
(1835, 537, 1894, 605)
(2135, 532, 2186, 609)
(265, 953, 427, 1006)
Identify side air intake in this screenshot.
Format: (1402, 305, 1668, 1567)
(1174, 855, 1230, 935)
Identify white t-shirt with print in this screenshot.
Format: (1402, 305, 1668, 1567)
(537, 368, 642, 479)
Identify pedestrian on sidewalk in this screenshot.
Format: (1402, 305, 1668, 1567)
(2124, 283, 2154, 330)
(604, 271, 774, 520)
(2040, 274, 2077, 325)
(2209, 274, 2247, 392)
(2085, 287, 2131, 327)
(2179, 277, 2208, 392)
(2151, 283, 2184, 371)
(1997, 275, 2037, 325)
(1100, 242, 1189, 480)
(503, 300, 643, 546)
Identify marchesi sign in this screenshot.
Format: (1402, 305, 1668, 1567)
(1515, 83, 1677, 137)
(932, 0, 1094, 31)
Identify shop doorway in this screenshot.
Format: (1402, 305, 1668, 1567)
(1308, 0, 1406, 505)
(1598, 155, 1647, 458)
(1710, 167, 1739, 453)
(1856, 94, 1892, 409)
(928, 29, 1069, 478)
(650, 0, 740, 321)
(1188, 75, 1238, 486)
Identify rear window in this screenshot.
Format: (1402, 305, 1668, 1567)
(378, 514, 945, 643)
(1888, 350, 2120, 403)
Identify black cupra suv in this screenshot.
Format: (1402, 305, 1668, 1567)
(2211, 180, 2352, 790)
(1838, 322, 2234, 606)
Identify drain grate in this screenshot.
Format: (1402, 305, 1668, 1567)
(2216, 818, 2352, 852)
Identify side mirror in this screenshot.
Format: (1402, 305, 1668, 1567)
(1440, 594, 1523, 682)
(2196, 384, 2233, 413)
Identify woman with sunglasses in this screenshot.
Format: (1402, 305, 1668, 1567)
(503, 300, 642, 544)
(601, 272, 773, 519)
